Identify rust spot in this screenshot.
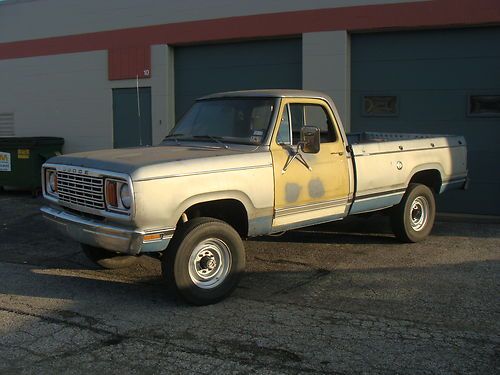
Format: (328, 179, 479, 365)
(285, 183, 301, 203)
(308, 179, 325, 198)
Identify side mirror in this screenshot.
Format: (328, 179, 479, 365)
(300, 126, 320, 154)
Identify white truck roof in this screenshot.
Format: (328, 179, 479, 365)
(200, 89, 332, 101)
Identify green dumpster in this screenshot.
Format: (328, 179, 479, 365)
(0, 137, 64, 192)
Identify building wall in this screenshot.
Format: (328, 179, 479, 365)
(303, 31, 351, 131)
(0, 0, 419, 43)
(0, 45, 172, 153)
(0, 51, 112, 152)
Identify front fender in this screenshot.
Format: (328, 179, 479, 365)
(132, 166, 274, 235)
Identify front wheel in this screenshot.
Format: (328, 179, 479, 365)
(162, 217, 245, 305)
(81, 244, 139, 269)
(390, 183, 436, 243)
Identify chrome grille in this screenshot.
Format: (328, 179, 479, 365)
(57, 171, 105, 210)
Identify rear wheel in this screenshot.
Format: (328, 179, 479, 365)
(81, 244, 138, 269)
(390, 183, 436, 243)
(162, 217, 245, 305)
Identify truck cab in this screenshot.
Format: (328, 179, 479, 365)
(269, 94, 353, 232)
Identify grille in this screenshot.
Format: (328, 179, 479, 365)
(57, 171, 105, 210)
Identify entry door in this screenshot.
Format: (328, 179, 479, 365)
(112, 87, 152, 148)
(271, 98, 350, 231)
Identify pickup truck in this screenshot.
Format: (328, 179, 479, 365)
(41, 90, 468, 305)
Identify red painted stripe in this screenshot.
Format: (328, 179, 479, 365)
(108, 45, 151, 80)
(0, 0, 499, 60)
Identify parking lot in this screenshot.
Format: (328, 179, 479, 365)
(0, 192, 499, 374)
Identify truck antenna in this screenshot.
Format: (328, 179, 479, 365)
(136, 74, 143, 146)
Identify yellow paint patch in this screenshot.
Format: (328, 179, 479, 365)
(17, 149, 30, 159)
(270, 97, 350, 211)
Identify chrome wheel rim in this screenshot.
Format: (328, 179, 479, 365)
(188, 238, 232, 289)
(410, 196, 429, 232)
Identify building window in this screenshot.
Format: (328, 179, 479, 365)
(0, 113, 15, 136)
(468, 95, 500, 117)
(362, 95, 398, 117)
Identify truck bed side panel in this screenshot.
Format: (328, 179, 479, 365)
(349, 134, 467, 214)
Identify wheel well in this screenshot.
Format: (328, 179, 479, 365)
(182, 199, 249, 237)
(409, 170, 442, 193)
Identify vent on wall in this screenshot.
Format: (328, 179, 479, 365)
(468, 95, 500, 117)
(362, 95, 398, 117)
(0, 113, 15, 136)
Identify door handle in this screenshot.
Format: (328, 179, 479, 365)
(331, 152, 344, 156)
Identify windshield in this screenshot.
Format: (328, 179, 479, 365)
(163, 98, 276, 145)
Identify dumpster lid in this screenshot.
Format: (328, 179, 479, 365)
(0, 137, 64, 148)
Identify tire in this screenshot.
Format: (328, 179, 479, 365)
(390, 183, 436, 243)
(162, 217, 245, 305)
(81, 244, 138, 269)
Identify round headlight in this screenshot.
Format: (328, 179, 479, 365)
(48, 171, 57, 193)
(120, 184, 132, 209)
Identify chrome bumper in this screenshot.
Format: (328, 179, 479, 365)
(41, 206, 173, 255)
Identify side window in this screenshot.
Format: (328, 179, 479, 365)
(306, 106, 329, 133)
(290, 104, 304, 133)
(290, 104, 336, 144)
(276, 105, 291, 144)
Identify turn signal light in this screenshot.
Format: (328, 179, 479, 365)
(143, 233, 162, 242)
(106, 180, 117, 207)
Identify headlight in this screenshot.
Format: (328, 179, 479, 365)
(105, 178, 132, 212)
(49, 172, 57, 192)
(45, 169, 58, 196)
(120, 184, 132, 209)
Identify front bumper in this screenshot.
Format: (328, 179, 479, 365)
(41, 206, 174, 255)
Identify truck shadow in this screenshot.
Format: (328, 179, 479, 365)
(1, 258, 497, 374)
(253, 230, 396, 245)
(0, 258, 498, 318)
(261, 213, 500, 243)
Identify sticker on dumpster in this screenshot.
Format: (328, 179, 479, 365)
(0, 152, 11, 172)
(17, 149, 30, 159)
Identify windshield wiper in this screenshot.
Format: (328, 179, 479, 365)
(192, 135, 229, 149)
(164, 133, 185, 139)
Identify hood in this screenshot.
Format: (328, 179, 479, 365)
(48, 144, 271, 181)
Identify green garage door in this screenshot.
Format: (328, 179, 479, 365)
(351, 28, 500, 215)
(175, 38, 302, 121)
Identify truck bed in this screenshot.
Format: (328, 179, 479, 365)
(347, 131, 466, 156)
(347, 131, 453, 145)
(347, 132, 468, 215)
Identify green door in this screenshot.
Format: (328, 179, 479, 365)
(351, 27, 500, 215)
(112, 87, 152, 148)
(175, 38, 302, 121)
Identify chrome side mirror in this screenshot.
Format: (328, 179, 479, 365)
(300, 126, 320, 154)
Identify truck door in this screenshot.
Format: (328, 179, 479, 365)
(270, 98, 350, 231)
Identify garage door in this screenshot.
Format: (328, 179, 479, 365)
(175, 38, 302, 121)
(351, 28, 500, 215)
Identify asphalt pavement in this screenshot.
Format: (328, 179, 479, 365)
(0, 192, 499, 374)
